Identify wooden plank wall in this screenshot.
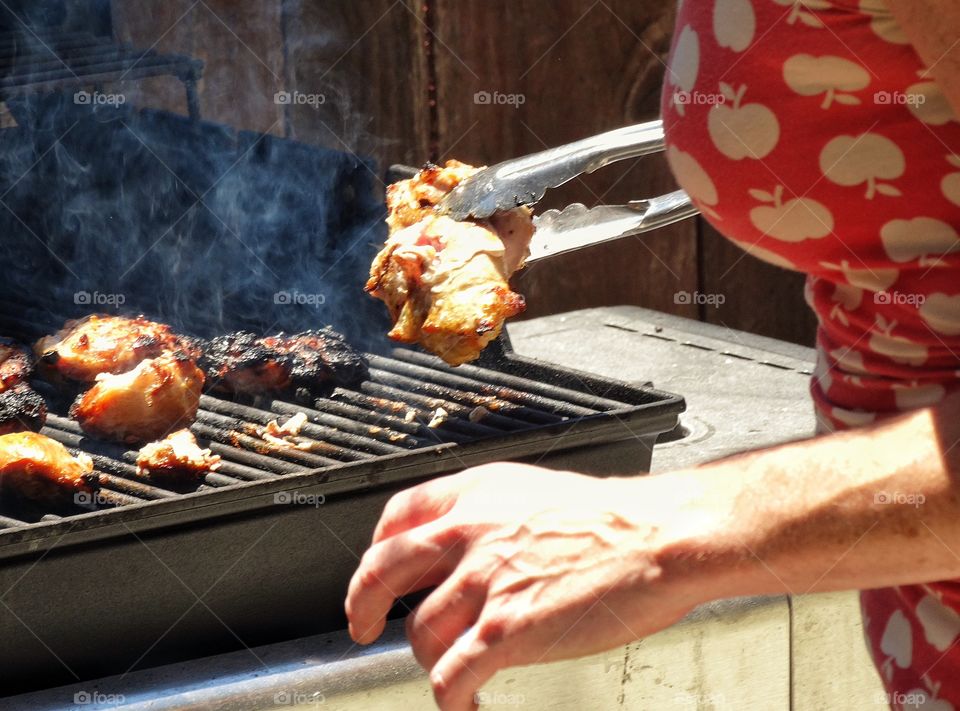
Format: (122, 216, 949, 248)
(111, 0, 815, 346)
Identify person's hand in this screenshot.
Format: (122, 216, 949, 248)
(344, 463, 725, 711)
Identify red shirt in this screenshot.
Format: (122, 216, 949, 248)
(663, 1, 960, 707)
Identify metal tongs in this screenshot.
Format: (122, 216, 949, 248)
(437, 119, 699, 263)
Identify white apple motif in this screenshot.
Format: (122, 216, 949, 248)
(940, 155, 960, 207)
(749, 185, 833, 241)
(915, 594, 960, 652)
(920, 293, 960, 336)
(669, 25, 700, 116)
(665, 145, 721, 219)
(833, 282, 864, 310)
(865, 0, 910, 44)
(728, 238, 796, 269)
(906, 80, 958, 126)
(829, 282, 863, 326)
(869, 315, 928, 366)
(832, 406, 876, 428)
(771, 0, 830, 27)
(708, 84, 781, 160)
(880, 218, 960, 266)
(820, 260, 899, 292)
(829, 346, 867, 375)
(713, 0, 756, 52)
(894, 382, 947, 410)
(820, 133, 905, 199)
(879, 609, 913, 678)
(901, 688, 955, 711)
(783, 54, 869, 109)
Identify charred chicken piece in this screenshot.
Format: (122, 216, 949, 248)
(0, 385, 47, 435)
(200, 328, 368, 396)
(367, 160, 534, 366)
(35, 314, 198, 383)
(0, 337, 34, 392)
(136, 429, 220, 485)
(71, 351, 204, 444)
(0, 338, 47, 434)
(0, 431, 97, 506)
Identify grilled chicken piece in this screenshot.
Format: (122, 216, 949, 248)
(0, 338, 47, 434)
(0, 431, 96, 505)
(71, 351, 204, 444)
(367, 160, 534, 366)
(200, 328, 368, 396)
(136, 429, 220, 485)
(35, 314, 197, 383)
(0, 337, 33, 392)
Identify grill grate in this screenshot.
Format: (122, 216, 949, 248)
(0, 29, 204, 118)
(0, 304, 654, 530)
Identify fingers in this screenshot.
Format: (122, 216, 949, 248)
(346, 519, 466, 644)
(406, 570, 486, 670)
(429, 624, 503, 711)
(372, 473, 469, 544)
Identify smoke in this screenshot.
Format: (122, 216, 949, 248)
(0, 79, 392, 351)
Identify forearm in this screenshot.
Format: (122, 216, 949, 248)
(643, 393, 960, 601)
(886, 1, 960, 116)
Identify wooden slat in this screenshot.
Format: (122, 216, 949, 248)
(701, 221, 819, 347)
(112, 1, 285, 134)
(282, 0, 431, 176)
(110, 0, 197, 116)
(191, 0, 284, 135)
(429, 0, 699, 320)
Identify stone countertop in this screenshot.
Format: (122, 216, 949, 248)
(508, 305, 817, 471)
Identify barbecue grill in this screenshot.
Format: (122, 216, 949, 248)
(0, 300, 682, 696)
(0, 27, 203, 119)
(0, 70, 685, 697)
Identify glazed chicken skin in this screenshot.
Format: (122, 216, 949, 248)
(135, 429, 220, 485)
(71, 351, 204, 444)
(0, 338, 47, 435)
(366, 160, 534, 366)
(200, 328, 368, 397)
(35, 314, 196, 383)
(0, 431, 96, 505)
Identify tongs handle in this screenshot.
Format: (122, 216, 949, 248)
(527, 189, 698, 263)
(438, 119, 667, 221)
(534, 119, 667, 175)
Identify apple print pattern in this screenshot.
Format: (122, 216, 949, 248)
(664, 1, 960, 705)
